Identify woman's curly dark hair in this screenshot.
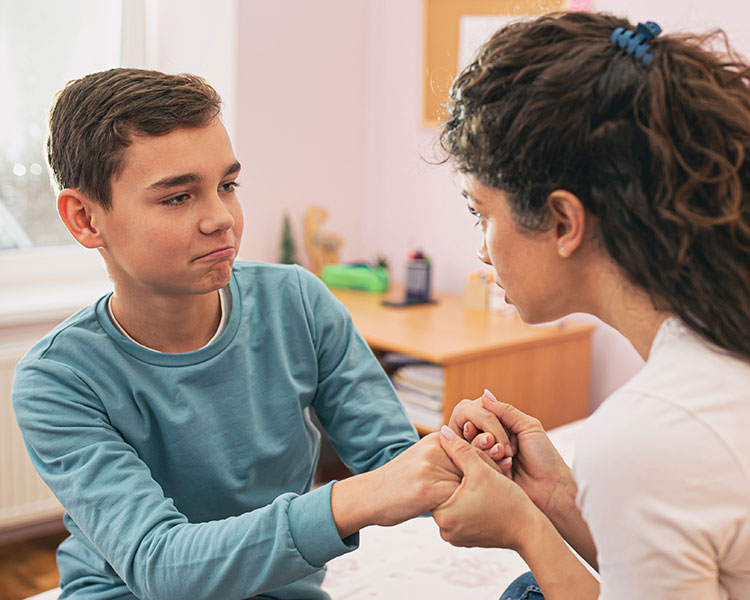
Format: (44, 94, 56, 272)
(441, 11, 750, 359)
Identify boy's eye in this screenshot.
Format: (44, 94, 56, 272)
(221, 181, 240, 193)
(162, 194, 189, 206)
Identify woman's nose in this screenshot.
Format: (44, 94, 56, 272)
(477, 237, 492, 265)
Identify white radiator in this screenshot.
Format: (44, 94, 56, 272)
(0, 331, 63, 531)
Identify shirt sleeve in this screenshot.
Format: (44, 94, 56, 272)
(12, 357, 355, 600)
(295, 266, 419, 473)
(574, 392, 747, 599)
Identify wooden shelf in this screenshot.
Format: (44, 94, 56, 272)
(331, 286, 594, 431)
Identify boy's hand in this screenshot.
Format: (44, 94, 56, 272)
(330, 433, 461, 537)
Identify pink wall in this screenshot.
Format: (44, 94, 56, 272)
(235, 0, 750, 410)
(600, 0, 750, 52)
(235, 0, 370, 265)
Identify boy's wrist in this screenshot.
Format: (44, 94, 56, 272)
(330, 472, 377, 539)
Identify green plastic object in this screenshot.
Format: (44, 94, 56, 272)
(322, 263, 389, 293)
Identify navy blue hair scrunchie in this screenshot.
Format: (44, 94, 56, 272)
(610, 21, 662, 65)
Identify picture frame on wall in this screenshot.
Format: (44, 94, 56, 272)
(421, 0, 567, 127)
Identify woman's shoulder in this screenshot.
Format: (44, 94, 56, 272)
(575, 361, 750, 505)
(596, 317, 750, 432)
(574, 353, 750, 593)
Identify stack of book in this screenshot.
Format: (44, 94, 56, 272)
(389, 361, 445, 430)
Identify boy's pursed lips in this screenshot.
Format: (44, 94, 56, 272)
(193, 246, 236, 261)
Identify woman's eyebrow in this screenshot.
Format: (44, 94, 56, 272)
(461, 189, 481, 205)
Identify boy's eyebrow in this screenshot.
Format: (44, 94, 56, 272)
(224, 161, 241, 177)
(146, 161, 242, 190)
(147, 172, 201, 191)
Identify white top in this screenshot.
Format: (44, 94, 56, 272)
(106, 287, 230, 351)
(574, 317, 750, 599)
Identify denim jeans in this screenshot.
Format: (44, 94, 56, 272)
(500, 571, 544, 600)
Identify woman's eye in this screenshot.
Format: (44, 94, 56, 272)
(161, 194, 189, 206)
(468, 205, 485, 228)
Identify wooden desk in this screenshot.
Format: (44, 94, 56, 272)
(331, 287, 594, 433)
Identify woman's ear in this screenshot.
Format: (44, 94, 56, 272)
(57, 189, 105, 249)
(547, 190, 586, 258)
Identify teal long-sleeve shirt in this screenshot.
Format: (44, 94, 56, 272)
(12, 262, 418, 599)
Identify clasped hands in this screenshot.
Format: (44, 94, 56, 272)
(387, 390, 577, 552)
(331, 389, 576, 554)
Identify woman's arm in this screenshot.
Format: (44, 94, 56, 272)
(433, 429, 599, 600)
(450, 394, 598, 569)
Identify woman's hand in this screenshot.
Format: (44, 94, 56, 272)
(448, 390, 514, 475)
(451, 393, 598, 569)
(432, 426, 541, 551)
(450, 391, 574, 515)
(433, 427, 600, 598)
(330, 433, 461, 537)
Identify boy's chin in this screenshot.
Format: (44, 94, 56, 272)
(198, 262, 234, 292)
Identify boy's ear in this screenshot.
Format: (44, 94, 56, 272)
(547, 190, 586, 258)
(57, 189, 105, 249)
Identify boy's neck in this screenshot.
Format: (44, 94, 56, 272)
(109, 289, 223, 353)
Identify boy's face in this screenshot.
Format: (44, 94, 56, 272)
(95, 118, 244, 299)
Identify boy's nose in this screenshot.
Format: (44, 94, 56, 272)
(200, 194, 235, 234)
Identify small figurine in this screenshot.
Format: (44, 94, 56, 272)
(303, 205, 343, 276)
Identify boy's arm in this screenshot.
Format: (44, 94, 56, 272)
(295, 266, 419, 472)
(13, 359, 356, 600)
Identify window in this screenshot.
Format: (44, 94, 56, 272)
(0, 0, 237, 327)
(0, 0, 122, 250)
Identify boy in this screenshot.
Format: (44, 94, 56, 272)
(12, 68, 460, 599)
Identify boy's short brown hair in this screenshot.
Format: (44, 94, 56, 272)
(47, 67, 222, 210)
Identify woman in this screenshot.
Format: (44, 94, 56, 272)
(432, 11, 750, 599)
